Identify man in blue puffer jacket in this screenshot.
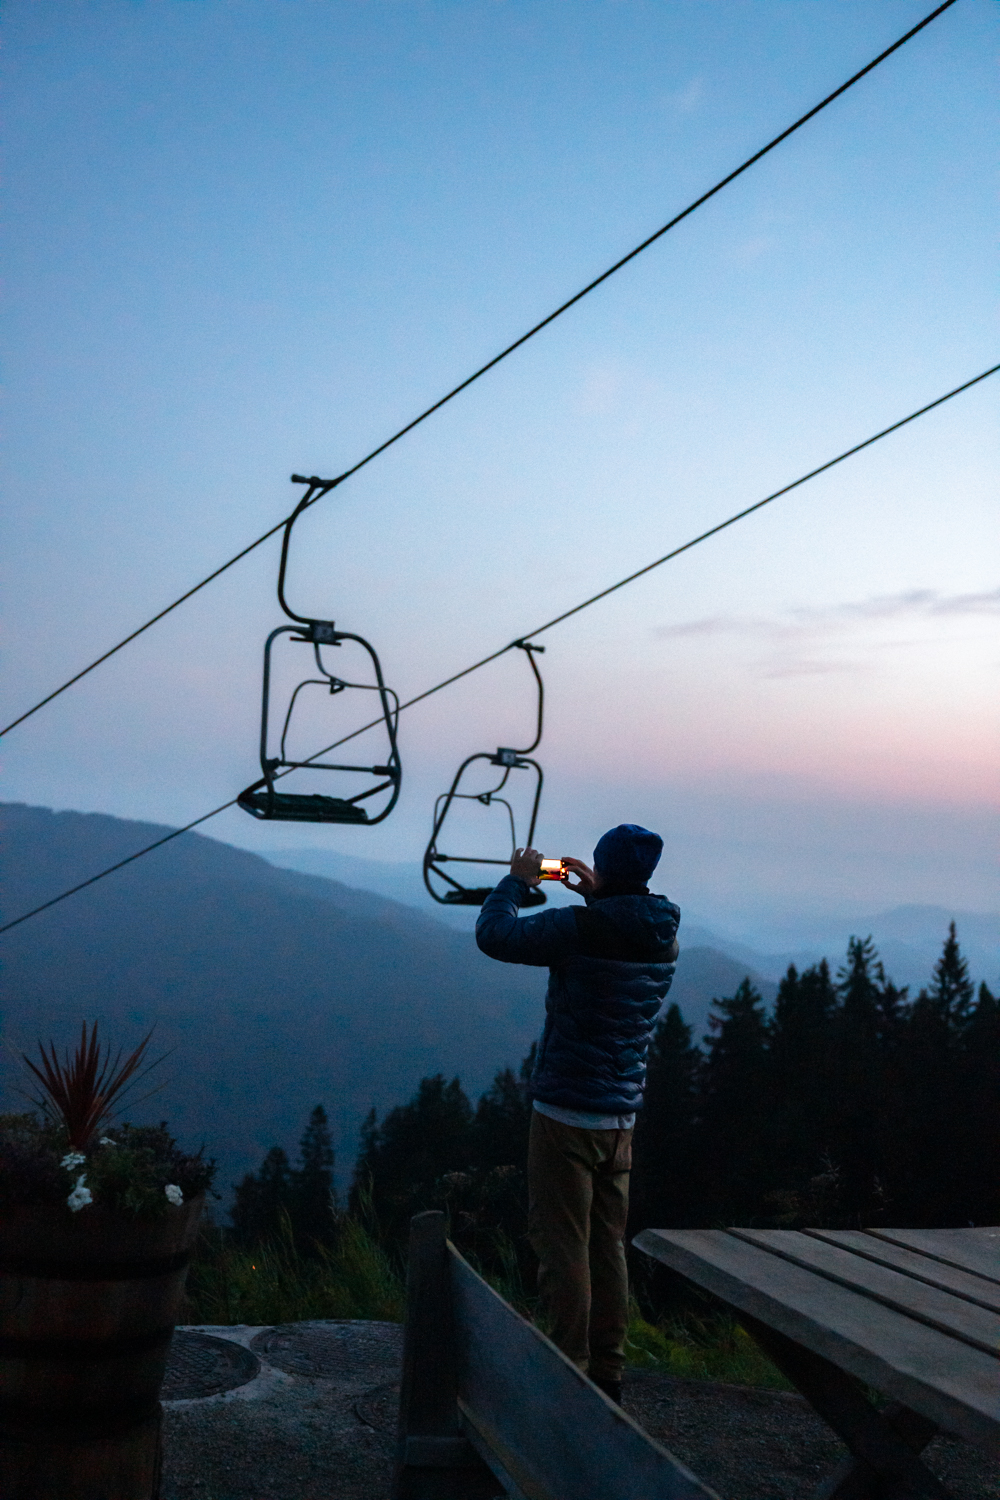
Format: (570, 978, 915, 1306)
(476, 824, 679, 1405)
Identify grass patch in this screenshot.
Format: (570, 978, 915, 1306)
(185, 1216, 786, 1390)
(186, 1213, 404, 1326)
(625, 1304, 791, 1389)
(464, 1236, 789, 1391)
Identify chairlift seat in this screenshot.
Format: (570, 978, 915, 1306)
(237, 789, 371, 824)
(441, 885, 547, 908)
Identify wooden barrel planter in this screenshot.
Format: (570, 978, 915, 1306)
(0, 1194, 204, 1500)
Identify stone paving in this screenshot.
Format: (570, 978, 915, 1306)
(161, 1321, 998, 1500)
(161, 1322, 402, 1500)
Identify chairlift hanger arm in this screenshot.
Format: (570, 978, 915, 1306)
(511, 640, 545, 757)
(277, 477, 347, 626)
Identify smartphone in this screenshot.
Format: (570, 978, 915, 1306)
(539, 858, 566, 881)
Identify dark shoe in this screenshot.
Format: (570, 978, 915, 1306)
(592, 1376, 623, 1406)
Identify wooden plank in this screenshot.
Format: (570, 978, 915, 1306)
(803, 1230, 1000, 1315)
(730, 1229, 1000, 1358)
(394, 1213, 502, 1500)
(459, 1416, 533, 1500)
(865, 1229, 1000, 1287)
(633, 1228, 1000, 1454)
(449, 1245, 720, 1500)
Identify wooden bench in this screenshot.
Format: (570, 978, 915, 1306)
(634, 1226, 1000, 1500)
(393, 1211, 719, 1500)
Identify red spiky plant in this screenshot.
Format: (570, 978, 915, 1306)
(23, 1021, 160, 1150)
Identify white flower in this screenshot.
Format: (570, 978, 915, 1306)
(164, 1184, 184, 1207)
(99, 1137, 117, 1147)
(61, 1151, 86, 1170)
(67, 1174, 93, 1212)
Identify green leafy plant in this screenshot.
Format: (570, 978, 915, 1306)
(0, 1113, 215, 1219)
(1, 1023, 214, 1218)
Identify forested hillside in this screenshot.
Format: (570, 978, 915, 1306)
(0, 804, 545, 1190)
(230, 925, 999, 1303)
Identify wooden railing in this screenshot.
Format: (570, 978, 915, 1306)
(393, 1211, 719, 1500)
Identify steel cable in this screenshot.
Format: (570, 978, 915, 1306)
(0, 0, 961, 741)
(2, 357, 994, 937)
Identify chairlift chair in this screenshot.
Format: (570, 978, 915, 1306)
(238, 480, 401, 825)
(423, 642, 547, 907)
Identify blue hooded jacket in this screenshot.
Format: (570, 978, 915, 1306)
(475, 874, 680, 1114)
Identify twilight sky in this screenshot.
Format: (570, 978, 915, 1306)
(2, 0, 997, 935)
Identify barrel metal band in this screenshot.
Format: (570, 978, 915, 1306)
(0, 1248, 191, 1281)
(0, 1324, 175, 1362)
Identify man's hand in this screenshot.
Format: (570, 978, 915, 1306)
(510, 847, 543, 886)
(561, 856, 599, 897)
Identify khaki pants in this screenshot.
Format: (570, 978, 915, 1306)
(527, 1110, 632, 1383)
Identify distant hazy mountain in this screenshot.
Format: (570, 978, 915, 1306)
(265, 845, 778, 1035)
(0, 805, 542, 1193)
(698, 908, 1000, 993)
(268, 848, 998, 994)
(267, 846, 499, 930)
(0, 805, 768, 1196)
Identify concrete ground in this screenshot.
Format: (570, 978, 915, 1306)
(161, 1322, 998, 1500)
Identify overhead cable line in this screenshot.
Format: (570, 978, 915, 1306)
(2, 357, 995, 938)
(0, 0, 962, 743)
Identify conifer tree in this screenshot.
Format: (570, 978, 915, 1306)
(954, 982, 1000, 1224)
(632, 1002, 701, 1229)
(230, 1145, 294, 1244)
(928, 921, 975, 1026)
(699, 979, 770, 1221)
(472, 1066, 532, 1170)
(291, 1104, 336, 1248)
(832, 937, 886, 1220)
(766, 961, 838, 1202)
(350, 1074, 474, 1244)
(893, 927, 979, 1223)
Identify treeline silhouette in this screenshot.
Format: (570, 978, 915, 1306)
(230, 926, 999, 1281)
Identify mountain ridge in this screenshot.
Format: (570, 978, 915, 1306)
(266, 848, 999, 993)
(0, 804, 768, 1195)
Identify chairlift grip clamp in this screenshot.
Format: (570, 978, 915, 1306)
(307, 621, 343, 645)
(290, 473, 347, 497)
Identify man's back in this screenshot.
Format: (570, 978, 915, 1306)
(476, 877, 679, 1114)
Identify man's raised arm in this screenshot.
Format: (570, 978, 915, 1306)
(475, 847, 580, 966)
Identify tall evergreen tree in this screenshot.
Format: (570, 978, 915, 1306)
(766, 961, 839, 1205)
(699, 979, 770, 1221)
(291, 1104, 336, 1247)
(953, 983, 1000, 1225)
(632, 1002, 701, 1230)
(928, 921, 975, 1026)
(350, 1074, 474, 1245)
(831, 937, 886, 1220)
(472, 1066, 532, 1171)
(892, 927, 978, 1223)
(230, 1145, 294, 1244)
